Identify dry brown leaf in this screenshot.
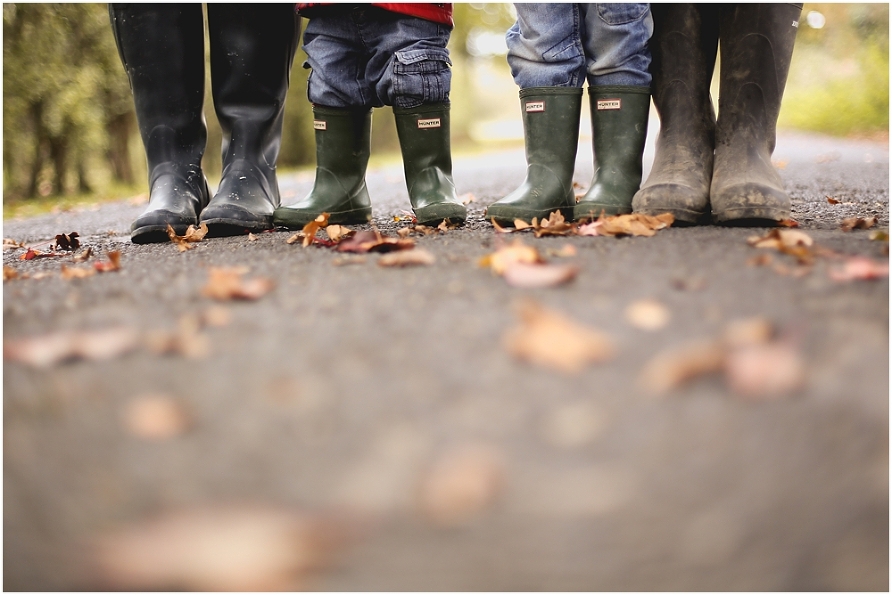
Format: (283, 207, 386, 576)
(247, 233, 258, 242)
(286, 233, 301, 245)
(413, 225, 437, 236)
(513, 219, 533, 230)
(4, 327, 140, 368)
(61, 264, 96, 280)
(324, 224, 353, 243)
(840, 216, 878, 231)
(625, 299, 670, 331)
(828, 256, 890, 281)
(722, 317, 773, 348)
(479, 240, 543, 274)
(547, 244, 578, 258)
(378, 248, 435, 267)
(335, 230, 415, 253)
(777, 218, 800, 228)
(145, 315, 211, 359)
(491, 219, 515, 234)
(532, 210, 575, 237)
(396, 228, 412, 239)
(501, 262, 579, 288)
(597, 213, 674, 237)
(3, 238, 25, 250)
(869, 230, 889, 242)
(72, 246, 94, 263)
(94, 251, 121, 273)
(89, 505, 358, 591)
(437, 219, 459, 232)
(459, 192, 476, 205)
(300, 213, 331, 247)
(724, 343, 805, 399)
(639, 339, 725, 395)
(54, 232, 80, 251)
(3, 265, 19, 281)
(123, 393, 192, 440)
(503, 300, 614, 373)
(827, 197, 840, 205)
(202, 267, 274, 301)
(747, 228, 814, 249)
(576, 220, 602, 236)
(418, 444, 504, 527)
(167, 223, 208, 252)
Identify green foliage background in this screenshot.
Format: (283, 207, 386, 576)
(2, 3, 888, 210)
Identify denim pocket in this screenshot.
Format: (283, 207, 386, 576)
(597, 3, 649, 25)
(392, 47, 452, 107)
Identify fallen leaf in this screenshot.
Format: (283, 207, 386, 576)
(827, 197, 840, 205)
(203, 306, 232, 328)
(378, 248, 436, 267)
(20, 247, 61, 260)
(300, 214, 331, 247)
(54, 232, 80, 251)
(202, 267, 274, 301)
(324, 225, 353, 243)
(94, 251, 121, 273)
(546, 244, 578, 258)
(4, 266, 19, 281)
(514, 219, 533, 231)
(503, 300, 614, 373)
(418, 444, 504, 527)
(4, 327, 140, 368)
(828, 256, 890, 281)
(747, 228, 818, 265)
(459, 192, 476, 205)
(625, 299, 671, 331)
(576, 220, 602, 236)
(335, 230, 414, 254)
(747, 253, 773, 267)
(840, 216, 878, 231)
(397, 228, 412, 239)
(777, 218, 800, 228)
(3, 238, 25, 250)
(532, 211, 575, 237)
(72, 247, 94, 263)
(491, 219, 514, 234)
(286, 233, 301, 245)
(61, 265, 96, 280)
(722, 317, 774, 348)
(597, 213, 674, 237)
(168, 223, 208, 252)
(501, 262, 579, 288)
(145, 314, 211, 359)
(89, 505, 358, 591)
(869, 230, 889, 242)
(437, 219, 459, 232)
(724, 343, 805, 399)
(123, 393, 192, 440)
(479, 240, 543, 274)
(248, 233, 258, 242)
(639, 339, 725, 395)
(414, 225, 437, 236)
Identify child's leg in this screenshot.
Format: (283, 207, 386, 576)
(359, 8, 465, 225)
(574, 3, 653, 220)
(487, 3, 585, 226)
(274, 11, 374, 227)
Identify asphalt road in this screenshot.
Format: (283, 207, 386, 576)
(3, 130, 889, 590)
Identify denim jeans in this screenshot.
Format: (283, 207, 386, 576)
(507, 3, 653, 88)
(302, 5, 452, 109)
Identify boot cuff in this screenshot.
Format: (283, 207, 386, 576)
(588, 85, 651, 96)
(312, 104, 372, 117)
(519, 87, 584, 99)
(392, 102, 450, 116)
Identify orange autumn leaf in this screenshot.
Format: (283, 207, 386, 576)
(94, 251, 122, 273)
(201, 267, 274, 301)
(479, 240, 544, 275)
(300, 213, 331, 247)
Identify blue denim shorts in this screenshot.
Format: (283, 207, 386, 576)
(507, 3, 653, 88)
(302, 6, 452, 109)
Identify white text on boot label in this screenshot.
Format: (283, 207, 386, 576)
(314, 120, 327, 130)
(597, 99, 622, 110)
(525, 101, 545, 112)
(418, 118, 441, 129)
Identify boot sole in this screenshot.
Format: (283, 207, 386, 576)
(201, 217, 274, 238)
(273, 208, 372, 229)
(573, 203, 632, 222)
(486, 205, 574, 227)
(414, 203, 467, 227)
(131, 224, 181, 245)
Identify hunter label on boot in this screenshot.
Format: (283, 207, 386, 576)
(525, 101, 545, 113)
(313, 120, 327, 130)
(597, 99, 622, 110)
(417, 118, 441, 129)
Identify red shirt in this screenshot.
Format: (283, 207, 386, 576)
(296, 3, 453, 27)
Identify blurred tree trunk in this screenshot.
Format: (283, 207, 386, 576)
(107, 111, 135, 184)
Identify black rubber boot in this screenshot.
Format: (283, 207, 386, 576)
(486, 87, 583, 226)
(711, 3, 803, 225)
(574, 86, 651, 221)
(273, 106, 373, 228)
(109, 4, 210, 244)
(394, 103, 466, 226)
(200, 4, 298, 236)
(632, 4, 720, 225)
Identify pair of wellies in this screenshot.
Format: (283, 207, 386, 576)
(489, 4, 803, 228)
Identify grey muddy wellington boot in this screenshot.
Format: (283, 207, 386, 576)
(486, 87, 583, 226)
(632, 3, 720, 225)
(109, 4, 210, 244)
(273, 107, 373, 227)
(710, 3, 803, 225)
(199, 4, 298, 236)
(574, 86, 651, 221)
(394, 103, 466, 226)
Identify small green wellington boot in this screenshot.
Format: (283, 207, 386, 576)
(273, 106, 372, 228)
(486, 87, 583, 226)
(574, 86, 651, 221)
(394, 103, 466, 226)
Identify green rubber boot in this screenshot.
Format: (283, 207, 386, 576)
(273, 106, 372, 228)
(574, 86, 651, 221)
(486, 87, 582, 226)
(394, 103, 466, 226)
